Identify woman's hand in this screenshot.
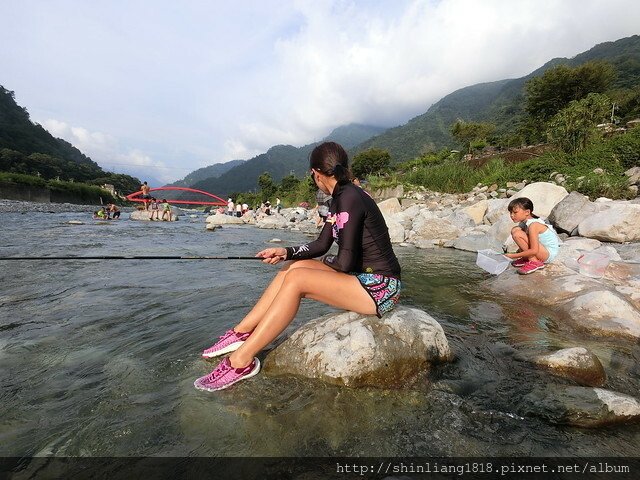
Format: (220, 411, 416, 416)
(256, 247, 287, 265)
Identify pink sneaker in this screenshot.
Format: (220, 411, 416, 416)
(518, 260, 545, 275)
(194, 357, 261, 392)
(511, 258, 527, 268)
(202, 329, 251, 358)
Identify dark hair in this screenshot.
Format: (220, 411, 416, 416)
(309, 142, 353, 185)
(508, 197, 539, 218)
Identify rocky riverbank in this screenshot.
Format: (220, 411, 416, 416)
(0, 199, 102, 214)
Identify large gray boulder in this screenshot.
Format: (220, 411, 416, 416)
(130, 208, 179, 221)
(519, 386, 640, 428)
(509, 182, 568, 217)
(410, 217, 461, 242)
(205, 213, 244, 225)
(256, 215, 290, 229)
(377, 197, 402, 216)
(532, 347, 606, 387)
(486, 265, 640, 340)
(548, 191, 598, 235)
(578, 204, 640, 242)
(263, 307, 452, 388)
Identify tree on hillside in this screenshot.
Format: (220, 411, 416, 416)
(257, 172, 277, 201)
(450, 121, 495, 153)
(525, 61, 616, 122)
(546, 93, 611, 155)
(351, 148, 391, 178)
(278, 174, 300, 194)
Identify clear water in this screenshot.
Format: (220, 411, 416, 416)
(1, 211, 639, 458)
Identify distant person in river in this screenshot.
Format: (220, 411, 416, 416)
(140, 182, 151, 210)
(194, 141, 402, 392)
(504, 197, 559, 275)
(161, 199, 172, 221)
(227, 198, 235, 216)
(107, 203, 120, 219)
(93, 207, 108, 220)
(149, 197, 160, 221)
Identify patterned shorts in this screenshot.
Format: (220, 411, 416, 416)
(353, 273, 402, 318)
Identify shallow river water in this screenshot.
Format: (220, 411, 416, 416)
(1, 211, 639, 460)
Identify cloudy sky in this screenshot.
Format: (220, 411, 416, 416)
(2, 0, 639, 185)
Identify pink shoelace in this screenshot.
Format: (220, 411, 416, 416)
(205, 359, 231, 382)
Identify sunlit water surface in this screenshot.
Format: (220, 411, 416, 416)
(1, 211, 639, 458)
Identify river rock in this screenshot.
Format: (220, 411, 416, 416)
(410, 217, 461, 241)
(461, 200, 488, 225)
(205, 213, 244, 225)
(509, 182, 569, 217)
(383, 215, 406, 243)
(568, 290, 640, 340)
(519, 386, 640, 428)
(255, 215, 289, 229)
(577, 204, 640, 242)
(377, 197, 402, 216)
(533, 347, 606, 387)
(130, 208, 179, 221)
(263, 307, 452, 388)
(547, 191, 598, 235)
(483, 198, 509, 225)
(453, 234, 503, 253)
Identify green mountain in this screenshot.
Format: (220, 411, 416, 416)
(188, 123, 385, 197)
(0, 85, 141, 193)
(353, 35, 640, 163)
(168, 159, 245, 188)
(0, 86, 102, 174)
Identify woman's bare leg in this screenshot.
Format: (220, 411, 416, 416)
(234, 260, 331, 333)
(229, 266, 376, 368)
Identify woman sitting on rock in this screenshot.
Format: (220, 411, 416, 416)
(195, 141, 402, 392)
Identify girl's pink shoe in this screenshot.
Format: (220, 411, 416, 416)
(517, 260, 545, 275)
(511, 258, 527, 268)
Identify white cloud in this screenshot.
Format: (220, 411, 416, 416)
(220, 0, 640, 159)
(6, 1, 640, 181)
(40, 119, 174, 183)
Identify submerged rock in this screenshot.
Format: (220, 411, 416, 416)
(532, 347, 606, 387)
(263, 306, 452, 388)
(519, 385, 640, 428)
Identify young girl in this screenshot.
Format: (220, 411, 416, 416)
(194, 142, 402, 392)
(505, 197, 559, 275)
(149, 198, 159, 220)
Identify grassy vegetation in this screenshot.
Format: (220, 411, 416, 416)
(0, 172, 117, 203)
(365, 127, 640, 200)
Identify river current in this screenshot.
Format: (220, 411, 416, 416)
(1, 211, 639, 459)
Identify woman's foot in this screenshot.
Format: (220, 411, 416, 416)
(202, 329, 252, 358)
(194, 357, 260, 392)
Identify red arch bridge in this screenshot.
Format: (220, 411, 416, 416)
(125, 187, 227, 206)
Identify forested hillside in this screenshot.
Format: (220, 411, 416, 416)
(353, 35, 640, 162)
(188, 123, 385, 197)
(168, 159, 245, 188)
(0, 86, 140, 195)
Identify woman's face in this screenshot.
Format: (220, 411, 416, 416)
(311, 168, 331, 194)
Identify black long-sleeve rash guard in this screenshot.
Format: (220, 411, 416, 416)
(285, 182, 401, 279)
